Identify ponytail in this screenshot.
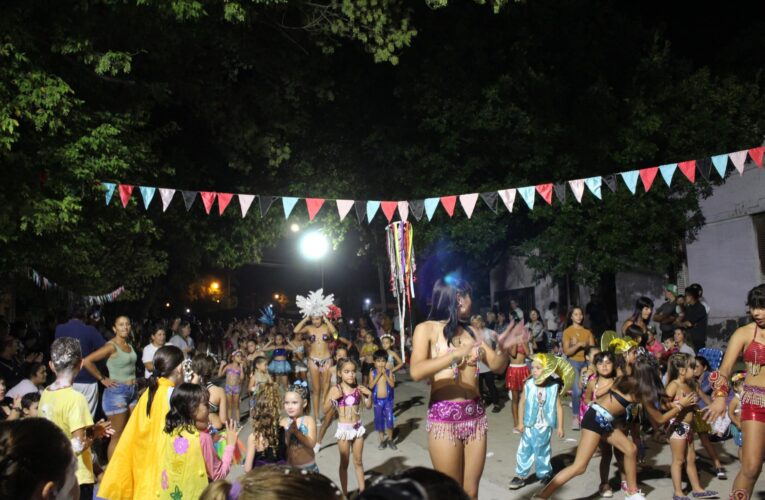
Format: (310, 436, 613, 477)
(146, 345, 184, 416)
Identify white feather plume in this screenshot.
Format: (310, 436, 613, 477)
(295, 288, 335, 318)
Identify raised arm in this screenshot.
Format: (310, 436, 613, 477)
(293, 317, 309, 334)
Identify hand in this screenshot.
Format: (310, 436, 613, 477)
(225, 419, 241, 441)
(703, 397, 728, 423)
(679, 392, 697, 408)
(93, 419, 115, 439)
(100, 377, 118, 389)
(454, 338, 476, 359)
(11, 395, 22, 412)
(557, 428, 565, 439)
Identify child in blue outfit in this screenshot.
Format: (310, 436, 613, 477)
(509, 353, 573, 490)
(369, 349, 397, 450)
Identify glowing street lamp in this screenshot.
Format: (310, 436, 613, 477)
(210, 281, 221, 291)
(290, 223, 300, 233)
(299, 230, 329, 288)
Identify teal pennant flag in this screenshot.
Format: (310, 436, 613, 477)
(517, 186, 535, 210)
(103, 182, 116, 205)
(366, 201, 380, 223)
(659, 163, 677, 187)
(139, 186, 156, 209)
(584, 176, 602, 199)
(282, 197, 299, 218)
(424, 198, 440, 220)
(710, 155, 728, 178)
(620, 170, 639, 194)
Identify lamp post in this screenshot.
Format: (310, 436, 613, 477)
(299, 230, 329, 289)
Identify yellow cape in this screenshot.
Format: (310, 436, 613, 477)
(158, 428, 208, 500)
(98, 378, 175, 500)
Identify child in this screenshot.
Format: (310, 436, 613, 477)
(21, 391, 40, 417)
(315, 346, 349, 451)
(583, 351, 617, 497)
(727, 371, 746, 461)
(280, 380, 318, 471)
(578, 346, 601, 425)
(219, 350, 245, 421)
(664, 353, 718, 499)
(369, 349, 397, 450)
(244, 381, 285, 471)
(248, 356, 272, 409)
(692, 356, 726, 479)
(380, 333, 404, 373)
(161, 383, 240, 497)
(509, 353, 569, 490)
(359, 331, 379, 379)
(506, 321, 531, 432)
(39, 337, 113, 500)
(550, 341, 563, 357)
(264, 333, 293, 390)
(325, 357, 372, 495)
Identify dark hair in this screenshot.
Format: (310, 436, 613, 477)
(625, 324, 645, 341)
(549, 301, 558, 310)
(666, 353, 698, 391)
(373, 349, 388, 362)
(566, 306, 583, 327)
(394, 466, 470, 500)
(254, 356, 268, 367)
(21, 392, 40, 410)
(584, 345, 600, 360)
(179, 320, 191, 330)
(202, 465, 342, 500)
(747, 284, 765, 310)
(23, 362, 45, 380)
(146, 345, 184, 416)
(685, 285, 701, 301)
(695, 356, 710, 371)
(631, 354, 667, 403)
(0, 418, 74, 498)
(190, 353, 217, 384)
(336, 357, 358, 373)
(630, 297, 654, 324)
(428, 278, 473, 347)
(359, 477, 427, 500)
(165, 383, 208, 434)
(594, 351, 616, 377)
(68, 302, 88, 320)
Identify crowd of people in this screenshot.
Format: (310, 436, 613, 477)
(0, 279, 762, 500)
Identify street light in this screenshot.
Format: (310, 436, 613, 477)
(273, 293, 280, 300)
(210, 281, 220, 291)
(290, 223, 300, 233)
(299, 230, 329, 288)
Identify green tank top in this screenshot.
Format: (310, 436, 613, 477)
(107, 341, 137, 382)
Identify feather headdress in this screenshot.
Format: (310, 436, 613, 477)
(259, 305, 276, 326)
(295, 289, 335, 318)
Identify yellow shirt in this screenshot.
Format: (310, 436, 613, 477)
(39, 386, 95, 485)
(562, 326, 594, 362)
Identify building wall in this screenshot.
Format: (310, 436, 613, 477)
(614, 270, 665, 327)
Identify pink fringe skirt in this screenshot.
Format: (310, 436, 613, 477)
(426, 397, 488, 443)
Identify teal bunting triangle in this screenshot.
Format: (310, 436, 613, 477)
(282, 197, 299, 218)
(517, 186, 535, 210)
(103, 182, 116, 205)
(710, 155, 728, 178)
(659, 163, 677, 187)
(620, 170, 639, 194)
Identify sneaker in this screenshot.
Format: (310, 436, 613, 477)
(313, 443, 321, 453)
(512, 428, 521, 434)
(599, 484, 613, 498)
(672, 496, 690, 500)
(509, 477, 525, 490)
(571, 420, 580, 431)
(378, 440, 387, 450)
(387, 440, 398, 450)
(691, 491, 718, 499)
(625, 491, 646, 500)
(716, 468, 727, 480)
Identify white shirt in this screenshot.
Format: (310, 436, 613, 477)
(7, 378, 41, 398)
(142, 342, 171, 378)
(477, 328, 498, 374)
(169, 334, 194, 357)
(544, 310, 560, 331)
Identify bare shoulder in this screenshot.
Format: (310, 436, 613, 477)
(414, 321, 442, 337)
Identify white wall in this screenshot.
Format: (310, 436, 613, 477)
(615, 270, 665, 327)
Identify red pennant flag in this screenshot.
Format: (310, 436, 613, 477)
(118, 184, 134, 207)
(217, 193, 233, 215)
(749, 146, 764, 168)
(678, 160, 696, 183)
(535, 183, 553, 205)
(306, 198, 325, 221)
(639, 166, 659, 192)
(381, 201, 398, 222)
(200, 191, 216, 214)
(440, 195, 457, 217)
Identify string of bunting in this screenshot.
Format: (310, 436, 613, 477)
(29, 269, 125, 305)
(101, 145, 764, 223)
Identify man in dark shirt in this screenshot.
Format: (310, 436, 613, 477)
(653, 284, 678, 341)
(682, 285, 708, 350)
(0, 337, 22, 388)
(54, 302, 105, 417)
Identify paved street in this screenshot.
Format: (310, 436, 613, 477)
(232, 375, 763, 499)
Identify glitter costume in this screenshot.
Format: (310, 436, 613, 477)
(371, 368, 395, 432)
(515, 376, 560, 480)
(426, 397, 488, 443)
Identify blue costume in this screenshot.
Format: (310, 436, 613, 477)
(515, 377, 560, 480)
(371, 368, 395, 432)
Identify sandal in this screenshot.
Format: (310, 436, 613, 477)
(691, 491, 718, 499)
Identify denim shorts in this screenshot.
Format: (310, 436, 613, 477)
(102, 382, 138, 416)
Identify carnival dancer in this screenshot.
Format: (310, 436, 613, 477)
(294, 289, 338, 420)
(369, 349, 397, 450)
(380, 333, 405, 373)
(509, 353, 573, 490)
(244, 382, 286, 471)
(505, 320, 532, 430)
(584, 351, 617, 497)
(325, 357, 372, 495)
(704, 284, 765, 500)
(263, 333, 293, 390)
(410, 278, 512, 500)
(219, 350, 245, 421)
(191, 353, 226, 430)
(280, 380, 318, 472)
(315, 345, 348, 452)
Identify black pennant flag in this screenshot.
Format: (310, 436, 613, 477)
(259, 196, 275, 217)
(480, 192, 498, 213)
(697, 158, 712, 181)
(354, 201, 366, 224)
(409, 200, 425, 221)
(181, 190, 197, 211)
(604, 175, 617, 192)
(553, 183, 567, 204)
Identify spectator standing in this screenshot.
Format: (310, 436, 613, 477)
(510, 299, 525, 323)
(169, 319, 195, 357)
(673, 328, 696, 356)
(142, 323, 170, 378)
(54, 302, 105, 417)
(471, 315, 501, 413)
(653, 284, 679, 341)
(544, 302, 561, 345)
(528, 308, 547, 352)
(0, 337, 22, 388)
(682, 285, 708, 349)
(561, 306, 595, 430)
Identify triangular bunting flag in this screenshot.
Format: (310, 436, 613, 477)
(729, 150, 747, 175)
(397, 201, 409, 221)
(354, 201, 366, 224)
(620, 170, 639, 194)
(102, 182, 116, 205)
(458, 193, 479, 219)
(409, 200, 425, 221)
(498, 188, 516, 212)
(336, 200, 354, 221)
(381, 201, 398, 222)
(517, 186, 535, 210)
(480, 192, 498, 213)
(535, 183, 553, 205)
(639, 167, 658, 192)
(159, 188, 175, 212)
(238, 194, 255, 217)
(659, 163, 677, 186)
(118, 184, 134, 208)
(678, 160, 696, 183)
(259, 196, 275, 217)
(200, 191, 216, 214)
(182, 190, 197, 211)
(553, 183, 566, 204)
(440, 195, 457, 217)
(282, 197, 299, 218)
(584, 176, 602, 199)
(749, 146, 764, 168)
(569, 179, 585, 203)
(306, 198, 325, 221)
(424, 198, 439, 221)
(139, 186, 156, 209)
(710, 154, 728, 178)
(366, 201, 380, 223)
(217, 193, 233, 215)
(697, 158, 712, 181)
(604, 174, 618, 192)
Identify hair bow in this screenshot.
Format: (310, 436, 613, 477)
(294, 380, 308, 387)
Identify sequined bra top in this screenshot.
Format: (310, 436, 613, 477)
(744, 326, 765, 375)
(273, 347, 287, 357)
(336, 385, 362, 407)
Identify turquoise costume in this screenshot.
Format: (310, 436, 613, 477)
(515, 377, 560, 479)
